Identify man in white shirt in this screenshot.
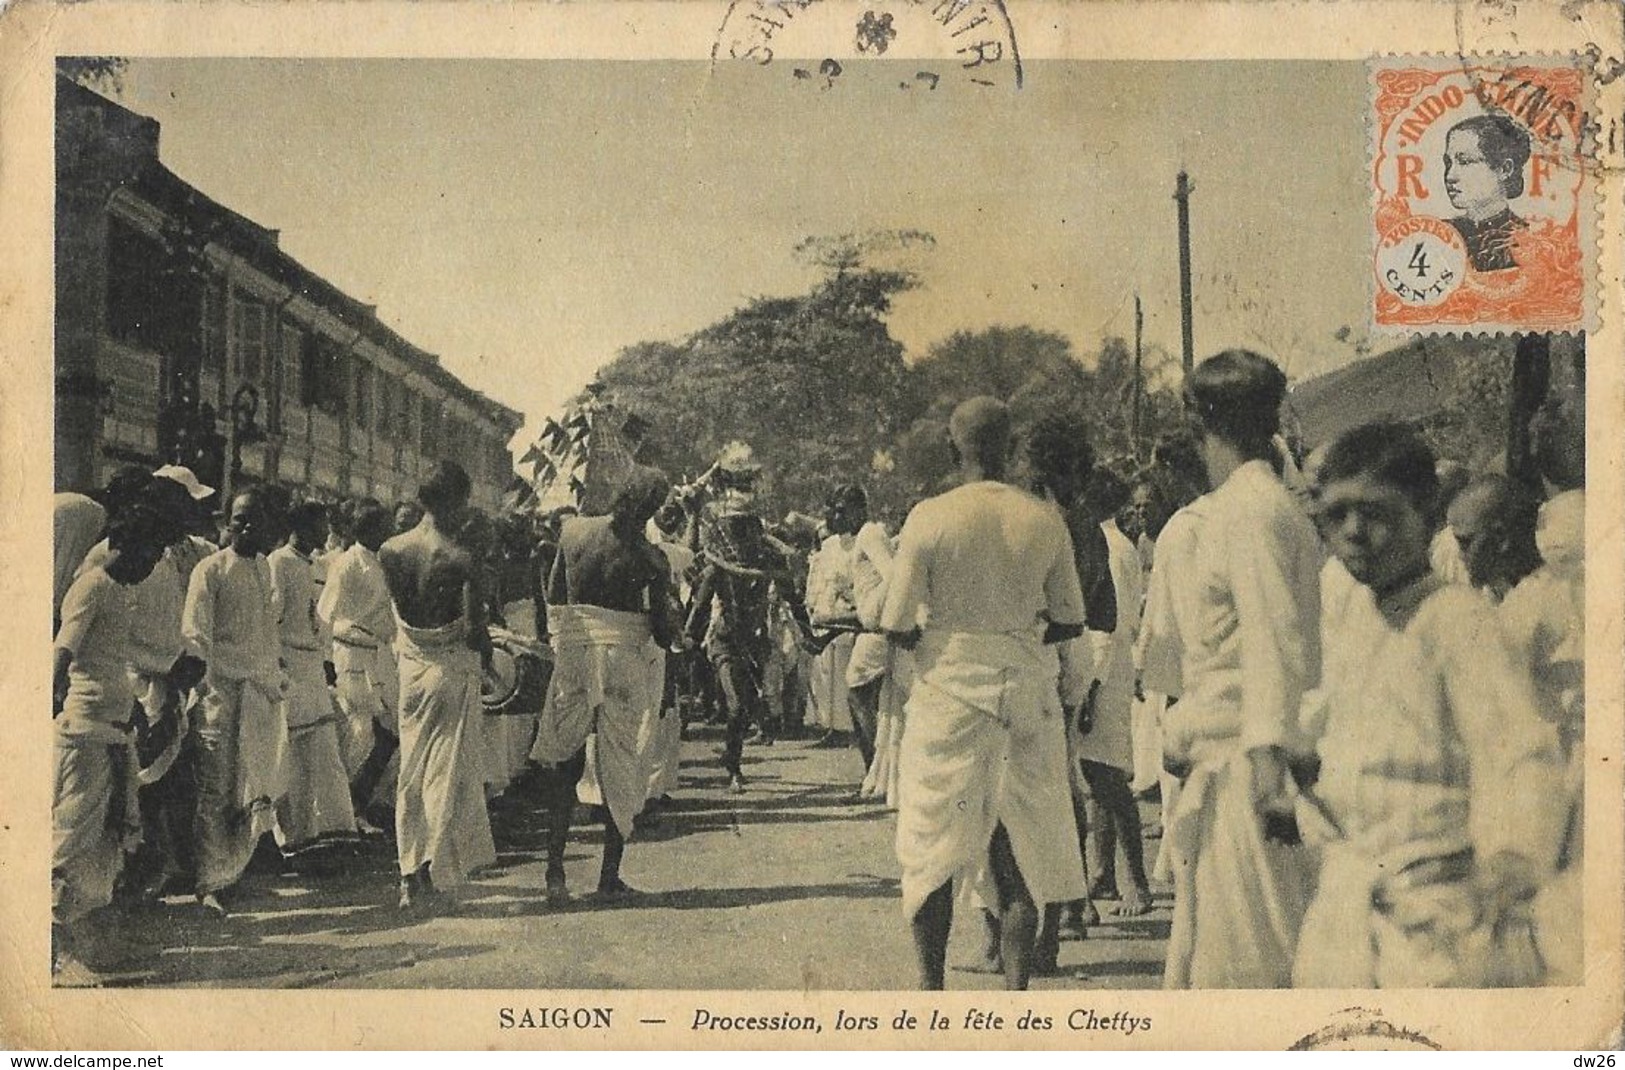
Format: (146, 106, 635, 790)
(1161, 350, 1322, 989)
(881, 396, 1088, 991)
(318, 499, 398, 822)
(271, 502, 358, 852)
(182, 489, 287, 915)
(52, 511, 168, 979)
(833, 485, 891, 778)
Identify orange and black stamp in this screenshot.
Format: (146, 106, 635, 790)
(1370, 56, 1593, 334)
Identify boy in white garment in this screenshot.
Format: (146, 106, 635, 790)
(1296, 422, 1566, 987)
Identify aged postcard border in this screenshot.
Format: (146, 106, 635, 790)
(1, 0, 1621, 1051)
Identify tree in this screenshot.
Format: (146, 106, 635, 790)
(577, 238, 927, 518)
(893, 326, 1188, 496)
(58, 58, 128, 92)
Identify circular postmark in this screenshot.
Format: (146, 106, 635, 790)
(1375, 215, 1468, 307)
(1291, 1008, 1443, 1052)
(1449, 7, 1621, 180)
(712, 0, 1023, 90)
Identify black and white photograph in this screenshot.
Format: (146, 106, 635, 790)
(4, 0, 1622, 1052)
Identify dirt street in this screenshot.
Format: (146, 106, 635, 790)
(74, 728, 1170, 990)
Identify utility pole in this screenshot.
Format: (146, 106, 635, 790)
(1175, 170, 1195, 376)
(1132, 292, 1144, 457)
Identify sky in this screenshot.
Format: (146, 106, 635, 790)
(113, 58, 1373, 446)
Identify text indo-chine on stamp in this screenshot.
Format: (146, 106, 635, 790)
(1370, 55, 1593, 334)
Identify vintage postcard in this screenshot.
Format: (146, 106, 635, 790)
(0, 0, 1621, 1053)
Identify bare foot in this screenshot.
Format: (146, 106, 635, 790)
(197, 892, 229, 917)
(1113, 885, 1153, 917)
(957, 956, 1003, 975)
(1060, 903, 1095, 941)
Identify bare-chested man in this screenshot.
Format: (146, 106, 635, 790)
(529, 467, 675, 904)
(378, 462, 497, 911)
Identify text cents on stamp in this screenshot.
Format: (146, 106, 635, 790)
(1369, 56, 1592, 334)
(713, 0, 1022, 89)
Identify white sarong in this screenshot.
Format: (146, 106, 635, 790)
(194, 673, 288, 893)
(810, 632, 855, 732)
(895, 632, 1085, 920)
(646, 649, 682, 800)
(333, 639, 398, 778)
(860, 646, 912, 807)
(394, 617, 496, 886)
(1163, 747, 1316, 989)
(531, 604, 662, 836)
(277, 646, 356, 847)
(52, 718, 140, 922)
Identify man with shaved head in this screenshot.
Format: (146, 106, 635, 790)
(881, 396, 1089, 990)
(1446, 473, 1541, 603)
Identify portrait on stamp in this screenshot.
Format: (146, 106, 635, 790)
(1371, 58, 1590, 332)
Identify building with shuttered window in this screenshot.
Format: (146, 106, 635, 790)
(55, 76, 523, 514)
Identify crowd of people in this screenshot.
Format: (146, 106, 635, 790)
(50, 344, 1585, 994)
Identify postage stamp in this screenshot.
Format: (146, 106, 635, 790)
(1370, 55, 1593, 334)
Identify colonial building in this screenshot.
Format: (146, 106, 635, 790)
(55, 76, 523, 515)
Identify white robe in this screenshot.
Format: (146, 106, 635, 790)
(1294, 575, 1567, 988)
(270, 544, 356, 847)
(806, 536, 857, 732)
(1133, 501, 1207, 881)
(1074, 521, 1143, 771)
(53, 568, 142, 921)
(393, 614, 496, 886)
(1503, 489, 1585, 982)
(846, 522, 894, 691)
(183, 548, 289, 894)
(317, 543, 399, 774)
(1160, 462, 1322, 989)
(881, 481, 1089, 919)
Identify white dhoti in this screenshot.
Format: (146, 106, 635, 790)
(1293, 842, 1453, 988)
(895, 633, 1086, 920)
(646, 648, 681, 800)
(277, 646, 357, 847)
(394, 618, 496, 886)
(195, 673, 288, 894)
(530, 604, 662, 837)
(1130, 693, 1164, 794)
(860, 647, 912, 807)
(1163, 749, 1316, 989)
(333, 639, 398, 777)
(53, 719, 141, 923)
(1295, 839, 1547, 989)
(810, 632, 855, 732)
(1074, 633, 1135, 772)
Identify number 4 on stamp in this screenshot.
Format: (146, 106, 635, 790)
(1370, 56, 1594, 334)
